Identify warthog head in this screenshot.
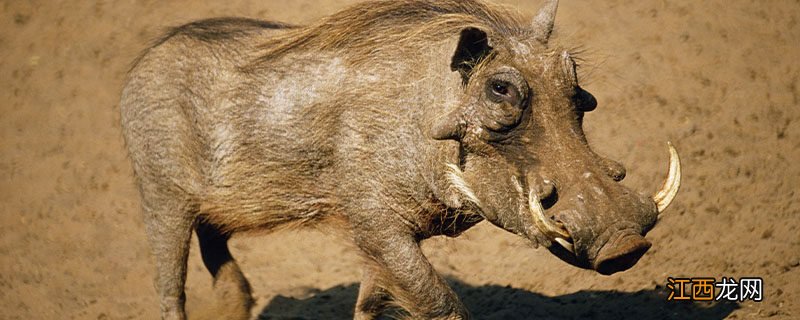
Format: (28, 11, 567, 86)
(433, 0, 680, 275)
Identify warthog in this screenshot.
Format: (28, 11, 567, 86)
(121, 0, 681, 319)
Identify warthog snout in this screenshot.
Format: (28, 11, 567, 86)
(525, 143, 681, 274)
(593, 233, 652, 275)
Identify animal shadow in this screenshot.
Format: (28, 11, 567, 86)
(257, 278, 738, 319)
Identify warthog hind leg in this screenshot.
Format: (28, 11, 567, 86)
(194, 221, 254, 320)
(142, 196, 195, 320)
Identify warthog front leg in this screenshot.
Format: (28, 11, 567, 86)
(353, 219, 469, 320)
(354, 263, 391, 320)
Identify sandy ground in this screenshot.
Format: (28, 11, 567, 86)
(1, 0, 798, 319)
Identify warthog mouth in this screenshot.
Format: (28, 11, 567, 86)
(526, 142, 680, 254)
(444, 142, 680, 273)
(447, 142, 681, 274)
(526, 142, 681, 273)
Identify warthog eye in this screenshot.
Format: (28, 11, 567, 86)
(485, 79, 521, 105)
(492, 82, 509, 96)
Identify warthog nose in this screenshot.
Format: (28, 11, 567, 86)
(593, 233, 651, 275)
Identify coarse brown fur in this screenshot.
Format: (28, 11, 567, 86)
(249, 0, 528, 65)
(120, 1, 665, 319)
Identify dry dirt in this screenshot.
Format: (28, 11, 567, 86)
(1, 0, 798, 319)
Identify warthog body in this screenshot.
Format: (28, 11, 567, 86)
(121, 0, 680, 319)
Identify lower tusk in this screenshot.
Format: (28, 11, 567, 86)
(554, 237, 574, 254)
(653, 142, 682, 213)
(528, 190, 571, 240)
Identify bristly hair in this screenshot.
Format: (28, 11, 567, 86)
(248, 0, 530, 68)
(130, 17, 296, 74)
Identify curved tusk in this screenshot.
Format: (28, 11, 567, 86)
(554, 237, 574, 254)
(528, 190, 571, 240)
(653, 142, 682, 213)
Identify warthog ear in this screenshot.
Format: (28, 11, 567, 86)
(450, 27, 492, 85)
(532, 0, 558, 43)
